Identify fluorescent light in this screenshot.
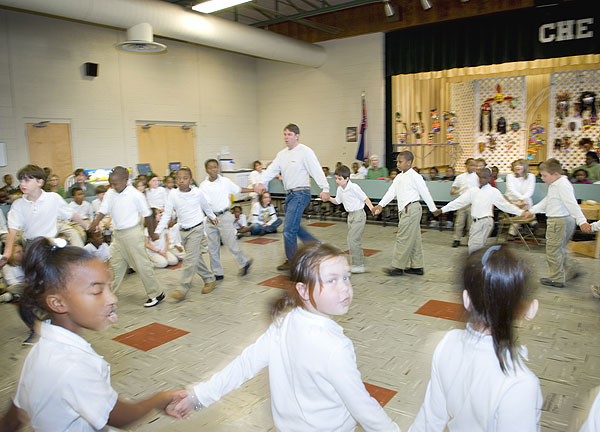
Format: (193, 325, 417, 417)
(383, 1, 395, 17)
(192, 0, 252, 13)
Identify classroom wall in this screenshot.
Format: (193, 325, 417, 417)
(0, 9, 259, 180)
(256, 33, 385, 169)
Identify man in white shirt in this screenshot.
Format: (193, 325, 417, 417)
(530, 158, 590, 288)
(373, 151, 437, 276)
(255, 123, 330, 271)
(434, 168, 530, 254)
(450, 158, 478, 248)
(156, 167, 218, 298)
(200, 159, 253, 279)
(89, 166, 164, 307)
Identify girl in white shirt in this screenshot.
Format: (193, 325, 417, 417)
(167, 242, 400, 432)
(2, 237, 186, 431)
(248, 160, 265, 202)
(410, 245, 542, 432)
(145, 174, 168, 210)
(505, 159, 536, 208)
(144, 208, 180, 268)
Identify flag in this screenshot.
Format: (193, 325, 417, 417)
(355, 92, 367, 161)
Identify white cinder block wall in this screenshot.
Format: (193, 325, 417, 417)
(256, 33, 385, 169)
(0, 10, 259, 179)
(0, 9, 385, 179)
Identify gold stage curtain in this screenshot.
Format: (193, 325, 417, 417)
(391, 54, 600, 170)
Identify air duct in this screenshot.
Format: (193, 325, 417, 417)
(116, 23, 167, 53)
(0, 0, 327, 67)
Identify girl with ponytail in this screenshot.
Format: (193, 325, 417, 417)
(2, 237, 186, 431)
(410, 245, 542, 431)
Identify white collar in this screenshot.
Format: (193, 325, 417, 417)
(40, 322, 102, 358)
(23, 189, 47, 204)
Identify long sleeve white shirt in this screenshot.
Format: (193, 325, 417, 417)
(379, 168, 436, 212)
(260, 144, 329, 193)
(250, 202, 278, 225)
(145, 186, 168, 209)
(98, 185, 151, 230)
(155, 186, 215, 234)
(530, 176, 587, 226)
(332, 180, 368, 212)
(200, 175, 241, 213)
(409, 325, 542, 432)
(8, 190, 74, 239)
(192, 307, 399, 432)
(505, 173, 536, 206)
(451, 172, 479, 195)
(441, 184, 523, 218)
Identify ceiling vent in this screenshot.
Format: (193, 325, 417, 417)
(116, 23, 166, 53)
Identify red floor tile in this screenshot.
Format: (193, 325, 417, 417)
(113, 322, 189, 351)
(259, 275, 294, 290)
(344, 248, 381, 257)
(166, 261, 182, 270)
(308, 222, 335, 227)
(363, 382, 397, 407)
(415, 299, 466, 322)
(246, 238, 279, 244)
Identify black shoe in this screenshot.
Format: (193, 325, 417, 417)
(277, 261, 290, 271)
(144, 292, 165, 307)
(23, 330, 36, 345)
(452, 240, 460, 248)
(215, 275, 224, 281)
(240, 260, 252, 277)
(540, 278, 565, 288)
(127, 267, 136, 274)
(385, 267, 404, 276)
(404, 268, 424, 275)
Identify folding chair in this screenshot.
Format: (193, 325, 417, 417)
(496, 213, 540, 250)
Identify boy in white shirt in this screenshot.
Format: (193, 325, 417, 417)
(84, 229, 111, 262)
(373, 151, 437, 276)
(155, 167, 218, 299)
(450, 158, 478, 248)
(0, 243, 24, 303)
(88, 166, 164, 307)
(1, 164, 89, 265)
(328, 165, 374, 273)
(349, 162, 365, 180)
(68, 187, 93, 220)
(200, 159, 253, 279)
(91, 185, 106, 216)
(530, 158, 590, 288)
(434, 168, 530, 254)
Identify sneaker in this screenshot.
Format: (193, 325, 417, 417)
(240, 260, 252, 277)
(144, 292, 165, 307)
(385, 267, 404, 276)
(404, 267, 424, 275)
(540, 278, 565, 288)
(591, 285, 600, 299)
(351, 265, 365, 274)
(0, 292, 14, 303)
(202, 281, 217, 294)
(452, 240, 460, 248)
(277, 260, 290, 271)
(215, 275, 224, 281)
(170, 290, 186, 301)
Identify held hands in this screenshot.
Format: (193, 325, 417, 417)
(521, 210, 533, 219)
(372, 205, 383, 216)
(319, 191, 331, 202)
(433, 209, 442, 217)
(165, 391, 197, 420)
(209, 218, 219, 226)
(254, 183, 266, 195)
(581, 222, 592, 233)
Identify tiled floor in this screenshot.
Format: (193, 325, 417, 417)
(1, 219, 599, 431)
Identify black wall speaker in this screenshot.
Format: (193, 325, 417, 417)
(84, 62, 98, 77)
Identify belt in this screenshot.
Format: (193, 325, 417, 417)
(401, 201, 419, 213)
(214, 209, 229, 216)
(473, 216, 493, 222)
(180, 221, 203, 232)
(286, 187, 310, 193)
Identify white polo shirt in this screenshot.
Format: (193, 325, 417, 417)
(379, 168, 437, 213)
(199, 175, 240, 213)
(68, 200, 93, 220)
(99, 185, 151, 230)
(8, 190, 73, 239)
(155, 186, 215, 234)
(332, 180, 367, 212)
(84, 242, 111, 261)
(14, 322, 118, 432)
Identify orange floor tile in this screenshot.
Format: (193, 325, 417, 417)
(308, 222, 335, 227)
(245, 238, 279, 244)
(113, 322, 189, 352)
(364, 382, 398, 407)
(415, 299, 466, 322)
(259, 275, 295, 290)
(166, 261, 183, 270)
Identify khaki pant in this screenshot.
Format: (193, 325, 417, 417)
(453, 205, 472, 241)
(110, 225, 160, 298)
(468, 217, 494, 255)
(180, 224, 215, 295)
(206, 212, 250, 276)
(148, 250, 179, 268)
(57, 220, 85, 247)
(392, 202, 423, 269)
(347, 209, 366, 267)
(546, 216, 576, 283)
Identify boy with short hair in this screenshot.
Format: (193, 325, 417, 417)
(530, 158, 590, 288)
(68, 187, 93, 220)
(372, 151, 437, 276)
(434, 168, 529, 254)
(2, 164, 89, 264)
(450, 158, 478, 247)
(68, 168, 96, 197)
(328, 165, 374, 273)
(200, 159, 253, 279)
(84, 229, 111, 262)
(88, 166, 164, 307)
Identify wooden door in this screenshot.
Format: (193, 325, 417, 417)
(26, 123, 73, 185)
(137, 125, 196, 177)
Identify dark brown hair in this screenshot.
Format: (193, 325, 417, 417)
(397, 150, 414, 162)
(335, 164, 351, 178)
(17, 164, 46, 182)
(284, 123, 300, 135)
(463, 245, 531, 373)
(271, 242, 345, 320)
